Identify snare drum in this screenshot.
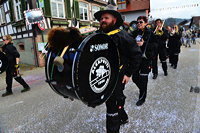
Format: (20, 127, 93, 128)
(0, 51, 8, 74)
(45, 33, 120, 107)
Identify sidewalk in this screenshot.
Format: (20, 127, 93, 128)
(0, 65, 44, 91)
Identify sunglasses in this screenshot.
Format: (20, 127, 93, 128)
(2, 38, 6, 41)
(137, 21, 144, 24)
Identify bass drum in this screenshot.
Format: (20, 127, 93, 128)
(45, 33, 119, 107)
(0, 52, 8, 74)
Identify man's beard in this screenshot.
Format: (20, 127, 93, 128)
(100, 21, 116, 33)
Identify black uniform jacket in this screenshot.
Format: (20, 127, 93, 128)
(154, 27, 169, 48)
(2, 42, 20, 65)
(97, 29, 142, 77)
(131, 27, 157, 60)
(167, 32, 182, 53)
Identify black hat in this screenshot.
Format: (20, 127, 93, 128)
(94, 1, 124, 27)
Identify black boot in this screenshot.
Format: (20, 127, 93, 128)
(164, 71, 168, 76)
(21, 87, 30, 93)
(2, 91, 13, 97)
(152, 74, 158, 79)
(136, 99, 145, 106)
(136, 92, 146, 106)
(118, 106, 128, 125)
(106, 114, 120, 133)
(173, 65, 177, 69)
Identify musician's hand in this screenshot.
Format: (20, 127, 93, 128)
(15, 64, 19, 68)
(136, 39, 144, 46)
(13, 64, 20, 77)
(122, 75, 130, 84)
(157, 26, 162, 31)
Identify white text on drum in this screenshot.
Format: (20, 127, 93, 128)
(90, 43, 108, 52)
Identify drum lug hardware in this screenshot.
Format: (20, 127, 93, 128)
(66, 85, 73, 90)
(69, 48, 82, 52)
(63, 96, 74, 101)
(45, 80, 57, 85)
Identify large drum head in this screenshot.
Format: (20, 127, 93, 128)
(72, 33, 119, 107)
(0, 52, 8, 74)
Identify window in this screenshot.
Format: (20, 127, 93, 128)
(92, 5, 100, 21)
(13, 0, 22, 21)
(51, 0, 65, 18)
(18, 43, 25, 51)
(117, 0, 126, 3)
(117, 0, 126, 10)
(79, 2, 89, 21)
(0, 6, 6, 24)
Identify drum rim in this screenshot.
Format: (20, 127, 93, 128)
(71, 33, 120, 106)
(0, 51, 8, 74)
(45, 52, 64, 96)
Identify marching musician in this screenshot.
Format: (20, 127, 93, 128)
(1, 35, 30, 97)
(94, 4, 142, 133)
(152, 19, 169, 79)
(167, 25, 182, 69)
(131, 16, 157, 106)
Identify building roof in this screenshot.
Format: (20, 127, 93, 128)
(190, 16, 200, 28)
(118, 0, 150, 13)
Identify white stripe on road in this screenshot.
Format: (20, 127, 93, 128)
(8, 101, 24, 107)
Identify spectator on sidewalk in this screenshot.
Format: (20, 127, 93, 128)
(1, 35, 30, 97)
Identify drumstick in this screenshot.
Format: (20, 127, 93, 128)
(53, 46, 69, 72)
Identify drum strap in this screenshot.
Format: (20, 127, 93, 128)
(106, 29, 121, 36)
(106, 29, 123, 70)
(119, 65, 123, 70)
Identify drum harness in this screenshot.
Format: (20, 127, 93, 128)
(106, 29, 124, 70)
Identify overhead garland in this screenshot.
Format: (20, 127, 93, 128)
(151, 3, 199, 11)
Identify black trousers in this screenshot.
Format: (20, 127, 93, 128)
(169, 52, 179, 66)
(152, 47, 168, 74)
(106, 70, 127, 133)
(5, 64, 29, 93)
(132, 59, 151, 101)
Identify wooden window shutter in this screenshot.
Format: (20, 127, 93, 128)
(44, 0, 51, 17)
(74, 0, 80, 19)
(64, 0, 72, 19)
(9, 0, 14, 22)
(21, 0, 26, 11)
(21, 0, 26, 20)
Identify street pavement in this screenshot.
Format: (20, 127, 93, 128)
(0, 39, 200, 133)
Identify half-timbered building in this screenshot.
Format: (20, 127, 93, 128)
(0, 0, 108, 67)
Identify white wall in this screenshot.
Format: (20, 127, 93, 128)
(121, 11, 146, 23)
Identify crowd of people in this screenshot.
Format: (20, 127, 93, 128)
(97, 6, 199, 132)
(0, 3, 199, 133)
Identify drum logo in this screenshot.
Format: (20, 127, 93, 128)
(90, 43, 108, 52)
(89, 57, 111, 93)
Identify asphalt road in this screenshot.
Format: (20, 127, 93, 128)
(0, 39, 200, 133)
